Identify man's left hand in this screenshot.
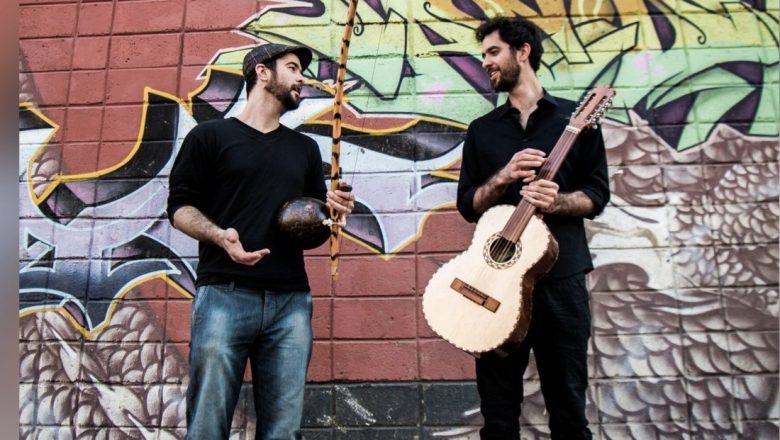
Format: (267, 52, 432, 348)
(326, 182, 355, 219)
(520, 179, 559, 213)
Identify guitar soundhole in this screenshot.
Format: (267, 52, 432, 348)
(483, 234, 521, 269)
(489, 237, 516, 262)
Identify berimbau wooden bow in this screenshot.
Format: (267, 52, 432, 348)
(329, 0, 359, 281)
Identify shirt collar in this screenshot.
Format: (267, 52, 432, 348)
(495, 89, 558, 119)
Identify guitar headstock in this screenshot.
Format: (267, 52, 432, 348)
(570, 85, 615, 130)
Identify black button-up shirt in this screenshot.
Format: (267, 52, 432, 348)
(456, 91, 610, 278)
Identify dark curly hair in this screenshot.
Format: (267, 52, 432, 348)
(476, 17, 545, 72)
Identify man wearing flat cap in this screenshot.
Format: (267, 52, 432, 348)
(167, 43, 355, 439)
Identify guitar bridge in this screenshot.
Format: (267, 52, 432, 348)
(451, 278, 500, 313)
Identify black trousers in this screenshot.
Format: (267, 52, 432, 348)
(476, 273, 592, 440)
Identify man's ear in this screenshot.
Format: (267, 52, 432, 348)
(516, 43, 531, 64)
(256, 64, 272, 83)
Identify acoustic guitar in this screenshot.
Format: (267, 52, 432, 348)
(422, 86, 615, 355)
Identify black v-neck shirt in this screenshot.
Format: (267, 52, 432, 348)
(167, 117, 327, 291)
(457, 91, 610, 278)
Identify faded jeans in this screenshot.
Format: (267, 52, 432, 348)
(186, 283, 313, 440)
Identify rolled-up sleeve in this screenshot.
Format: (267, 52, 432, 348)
(456, 125, 483, 223)
(575, 126, 610, 219)
(167, 128, 212, 224)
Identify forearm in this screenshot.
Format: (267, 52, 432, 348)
(472, 173, 512, 215)
(171, 206, 224, 246)
(546, 191, 595, 217)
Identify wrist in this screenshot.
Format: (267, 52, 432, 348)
(492, 170, 512, 188)
(210, 227, 227, 247)
(543, 198, 559, 214)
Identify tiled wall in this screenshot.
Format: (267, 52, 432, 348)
(19, 1, 778, 438)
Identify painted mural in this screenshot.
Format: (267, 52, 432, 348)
(19, 0, 778, 438)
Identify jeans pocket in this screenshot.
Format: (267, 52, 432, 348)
(192, 285, 212, 325)
(304, 292, 313, 319)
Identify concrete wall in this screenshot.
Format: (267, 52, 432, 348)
(19, 0, 779, 438)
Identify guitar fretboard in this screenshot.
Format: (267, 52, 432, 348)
(499, 129, 582, 243)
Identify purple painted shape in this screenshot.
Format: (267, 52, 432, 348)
(719, 61, 764, 85)
(63, 300, 87, 327)
(62, 181, 97, 204)
(317, 58, 338, 82)
(719, 88, 761, 125)
(453, 0, 486, 20)
(439, 52, 496, 105)
(402, 58, 416, 77)
(518, 0, 542, 15)
(363, 0, 388, 21)
(274, 0, 325, 17)
(188, 73, 241, 122)
(643, 0, 676, 50)
(419, 23, 450, 46)
(652, 94, 694, 127)
(300, 84, 330, 99)
(742, 0, 766, 10)
(634, 93, 695, 149)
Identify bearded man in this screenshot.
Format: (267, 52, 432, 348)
(456, 17, 610, 439)
(167, 44, 355, 439)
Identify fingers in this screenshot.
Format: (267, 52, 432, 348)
(519, 148, 546, 157)
(520, 188, 554, 209)
(528, 179, 559, 191)
(243, 248, 271, 265)
(231, 248, 270, 266)
(500, 149, 546, 184)
(326, 189, 355, 215)
(512, 153, 544, 169)
(337, 181, 353, 192)
(221, 228, 270, 266)
(520, 179, 559, 211)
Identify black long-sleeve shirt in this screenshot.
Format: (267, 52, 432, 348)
(457, 91, 610, 278)
(167, 117, 327, 291)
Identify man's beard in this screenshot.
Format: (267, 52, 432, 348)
(491, 59, 521, 92)
(265, 75, 300, 111)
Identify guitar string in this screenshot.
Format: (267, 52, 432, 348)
(470, 90, 606, 304)
(474, 130, 576, 289)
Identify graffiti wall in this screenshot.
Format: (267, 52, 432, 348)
(19, 0, 778, 438)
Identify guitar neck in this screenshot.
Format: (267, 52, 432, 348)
(500, 127, 582, 242)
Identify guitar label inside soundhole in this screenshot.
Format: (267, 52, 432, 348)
(484, 233, 521, 269)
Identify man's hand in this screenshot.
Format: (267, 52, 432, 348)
(520, 179, 559, 213)
(472, 148, 546, 215)
(497, 148, 546, 185)
(219, 227, 270, 266)
(326, 180, 355, 226)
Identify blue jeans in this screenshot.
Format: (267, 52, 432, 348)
(186, 283, 313, 440)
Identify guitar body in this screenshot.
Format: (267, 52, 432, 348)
(422, 85, 615, 355)
(422, 205, 559, 354)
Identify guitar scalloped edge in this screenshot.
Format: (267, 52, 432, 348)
(422, 206, 559, 355)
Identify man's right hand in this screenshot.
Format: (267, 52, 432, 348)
(496, 148, 546, 185)
(219, 227, 270, 266)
